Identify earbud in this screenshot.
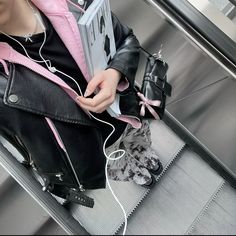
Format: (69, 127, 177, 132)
(48, 66, 57, 73)
(78, 0, 85, 5)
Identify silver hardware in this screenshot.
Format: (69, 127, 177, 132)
(24, 33, 33, 43)
(48, 120, 85, 191)
(158, 44, 163, 58)
(8, 94, 19, 103)
(79, 185, 85, 192)
(153, 44, 163, 59)
(55, 173, 63, 181)
(42, 178, 51, 192)
(42, 186, 47, 192)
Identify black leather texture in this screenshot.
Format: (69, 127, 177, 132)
(0, 0, 141, 201)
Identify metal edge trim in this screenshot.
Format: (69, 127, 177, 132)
(143, 0, 236, 79)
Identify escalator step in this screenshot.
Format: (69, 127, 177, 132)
(119, 149, 224, 235)
(189, 183, 236, 235)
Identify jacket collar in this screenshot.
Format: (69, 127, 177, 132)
(31, 0, 70, 14)
(0, 0, 91, 114)
(3, 62, 95, 126)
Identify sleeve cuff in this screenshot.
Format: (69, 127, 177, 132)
(117, 77, 129, 92)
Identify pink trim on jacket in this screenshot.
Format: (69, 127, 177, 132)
(45, 117, 66, 152)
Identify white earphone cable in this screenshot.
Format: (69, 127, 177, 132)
(0, 3, 128, 234)
(51, 65, 128, 236)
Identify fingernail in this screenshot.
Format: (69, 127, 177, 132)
(84, 89, 91, 97)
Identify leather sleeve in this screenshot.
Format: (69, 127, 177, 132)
(107, 13, 141, 90)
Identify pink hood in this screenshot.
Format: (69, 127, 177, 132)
(0, 0, 141, 128)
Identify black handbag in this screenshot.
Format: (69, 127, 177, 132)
(136, 46, 172, 120)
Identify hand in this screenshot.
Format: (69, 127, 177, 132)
(77, 68, 121, 113)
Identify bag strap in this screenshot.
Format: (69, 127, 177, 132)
(140, 46, 153, 57)
(139, 44, 163, 59)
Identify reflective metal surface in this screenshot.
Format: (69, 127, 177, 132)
(167, 77, 236, 177)
(187, 0, 236, 42)
(143, 0, 236, 78)
(0, 1, 236, 235)
(111, 0, 236, 179)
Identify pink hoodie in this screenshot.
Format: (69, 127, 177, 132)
(0, 0, 141, 128)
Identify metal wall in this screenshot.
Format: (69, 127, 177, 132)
(0, 0, 235, 235)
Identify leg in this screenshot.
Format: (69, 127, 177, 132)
(106, 137, 152, 185)
(120, 120, 161, 172)
(106, 120, 162, 186)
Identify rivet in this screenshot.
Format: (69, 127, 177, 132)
(8, 94, 19, 103)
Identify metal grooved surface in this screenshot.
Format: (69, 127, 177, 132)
(0, 0, 236, 235)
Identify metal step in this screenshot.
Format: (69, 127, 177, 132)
(116, 148, 225, 235)
(188, 183, 236, 235)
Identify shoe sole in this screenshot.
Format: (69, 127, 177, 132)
(149, 160, 163, 176)
(141, 174, 157, 189)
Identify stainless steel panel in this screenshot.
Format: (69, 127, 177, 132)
(0, 166, 50, 235)
(187, 0, 236, 42)
(167, 77, 236, 178)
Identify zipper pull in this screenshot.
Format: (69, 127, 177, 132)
(55, 173, 64, 182)
(79, 185, 85, 192)
(67, 188, 94, 208)
(153, 44, 163, 59)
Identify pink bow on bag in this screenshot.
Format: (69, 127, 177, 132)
(137, 92, 161, 119)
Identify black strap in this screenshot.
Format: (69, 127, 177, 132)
(67, 188, 94, 208)
(139, 46, 153, 57)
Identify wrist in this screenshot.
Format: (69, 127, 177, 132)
(106, 68, 122, 84)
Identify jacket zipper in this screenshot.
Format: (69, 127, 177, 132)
(46, 117, 85, 192)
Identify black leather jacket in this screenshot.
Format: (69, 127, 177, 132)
(0, 0, 140, 199)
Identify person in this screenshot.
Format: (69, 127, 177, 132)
(0, 0, 163, 204)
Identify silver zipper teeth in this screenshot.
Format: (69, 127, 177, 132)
(49, 120, 85, 191)
(185, 180, 226, 235)
(114, 143, 186, 235)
